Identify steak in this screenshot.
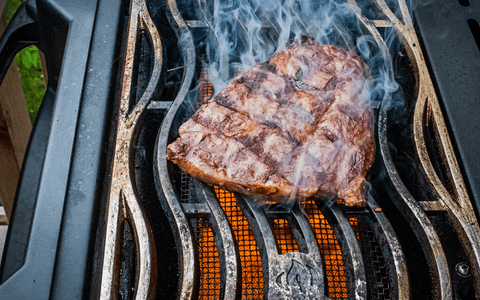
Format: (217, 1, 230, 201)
(167, 41, 374, 206)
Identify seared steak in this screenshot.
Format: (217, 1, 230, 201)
(167, 41, 374, 206)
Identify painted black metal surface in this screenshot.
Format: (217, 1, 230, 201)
(414, 0, 480, 217)
(0, 0, 127, 298)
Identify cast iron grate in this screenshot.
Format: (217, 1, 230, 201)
(215, 187, 264, 299)
(304, 200, 348, 300)
(350, 216, 392, 300)
(193, 218, 222, 299)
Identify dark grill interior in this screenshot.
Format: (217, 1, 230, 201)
(181, 172, 197, 203)
(349, 216, 392, 300)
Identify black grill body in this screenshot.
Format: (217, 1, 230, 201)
(0, 0, 480, 299)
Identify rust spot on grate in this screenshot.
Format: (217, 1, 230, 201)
(215, 187, 264, 299)
(195, 218, 222, 299)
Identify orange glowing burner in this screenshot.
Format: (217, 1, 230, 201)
(192, 69, 353, 299)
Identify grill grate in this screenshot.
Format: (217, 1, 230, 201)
(304, 200, 348, 300)
(215, 187, 264, 299)
(350, 217, 392, 300)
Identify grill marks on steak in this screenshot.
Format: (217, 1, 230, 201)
(167, 43, 375, 206)
(216, 66, 326, 143)
(169, 101, 296, 199)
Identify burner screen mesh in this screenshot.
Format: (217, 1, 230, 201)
(269, 218, 300, 254)
(215, 187, 264, 299)
(194, 218, 222, 299)
(305, 200, 348, 299)
(181, 172, 196, 203)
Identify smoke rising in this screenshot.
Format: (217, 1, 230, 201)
(203, 0, 406, 111)
(186, 0, 412, 205)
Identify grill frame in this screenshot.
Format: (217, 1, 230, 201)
(151, 0, 480, 297)
(152, 0, 409, 298)
(1, 0, 480, 298)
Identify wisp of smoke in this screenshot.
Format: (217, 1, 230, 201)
(198, 0, 410, 203)
(204, 0, 404, 108)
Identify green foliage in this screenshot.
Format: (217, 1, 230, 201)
(3, 0, 22, 23)
(15, 46, 45, 123)
(4, 0, 46, 124)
